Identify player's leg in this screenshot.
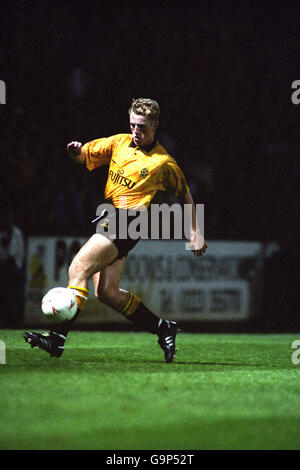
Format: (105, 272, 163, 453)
(94, 259, 180, 363)
(24, 234, 119, 356)
(93, 258, 128, 311)
(69, 233, 118, 290)
(64, 233, 118, 323)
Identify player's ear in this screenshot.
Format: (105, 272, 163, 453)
(154, 120, 159, 130)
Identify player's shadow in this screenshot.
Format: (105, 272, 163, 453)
(104, 356, 266, 367)
(171, 361, 265, 367)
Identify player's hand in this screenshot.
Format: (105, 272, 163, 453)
(189, 231, 207, 257)
(67, 141, 82, 157)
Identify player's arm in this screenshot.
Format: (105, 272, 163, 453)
(160, 159, 207, 256)
(182, 189, 207, 257)
(67, 141, 86, 165)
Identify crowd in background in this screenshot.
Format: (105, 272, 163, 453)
(2, 1, 299, 245)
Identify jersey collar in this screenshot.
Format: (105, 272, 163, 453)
(129, 139, 157, 153)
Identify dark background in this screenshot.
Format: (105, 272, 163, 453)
(0, 0, 299, 329)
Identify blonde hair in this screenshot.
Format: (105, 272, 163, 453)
(128, 98, 160, 122)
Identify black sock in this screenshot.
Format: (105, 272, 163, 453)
(126, 302, 168, 334)
(51, 308, 81, 337)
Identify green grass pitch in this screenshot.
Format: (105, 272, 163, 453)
(0, 329, 300, 450)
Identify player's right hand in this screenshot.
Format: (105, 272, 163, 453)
(67, 141, 82, 156)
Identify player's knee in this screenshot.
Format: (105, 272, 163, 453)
(68, 256, 90, 283)
(68, 258, 79, 280)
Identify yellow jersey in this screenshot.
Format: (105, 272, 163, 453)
(82, 134, 189, 209)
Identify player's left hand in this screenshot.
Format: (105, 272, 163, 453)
(189, 231, 207, 257)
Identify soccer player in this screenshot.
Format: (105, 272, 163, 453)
(24, 98, 207, 363)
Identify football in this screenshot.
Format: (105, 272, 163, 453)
(41, 287, 77, 323)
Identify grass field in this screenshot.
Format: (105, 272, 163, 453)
(0, 329, 300, 450)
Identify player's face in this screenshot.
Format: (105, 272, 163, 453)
(130, 112, 158, 147)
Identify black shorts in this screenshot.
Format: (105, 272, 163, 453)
(92, 205, 141, 259)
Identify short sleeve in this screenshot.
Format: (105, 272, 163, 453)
(159, 159, 189, 199)
(82, 136, 116, 171)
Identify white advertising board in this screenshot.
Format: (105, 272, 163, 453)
(25, 237, 263, 325)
